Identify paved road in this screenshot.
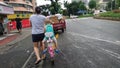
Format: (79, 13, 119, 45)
(0, 17, 120, 68)
(42, 18, 120, 68)
(0, 28, 33, 68)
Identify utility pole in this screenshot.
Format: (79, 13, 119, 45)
(111, 0, 114, 11)
(114, 0, 116, 9)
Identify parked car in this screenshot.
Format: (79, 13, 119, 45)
(93, 10, 100, 15)
(93, 10, 106, 15)
(100, 10, 106, 13)
(49, 14, 66, 33)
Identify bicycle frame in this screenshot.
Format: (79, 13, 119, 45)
(46, 37, 55, 58)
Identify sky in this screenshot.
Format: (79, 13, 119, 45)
(36, 0, 71, 6)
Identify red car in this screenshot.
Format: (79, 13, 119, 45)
(49, 14, 66, 33)
(52, 19, 66, 33)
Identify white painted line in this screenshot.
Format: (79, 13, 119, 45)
(0, 37, 6, 40)
(116, 41, 120, 44)
(7, 34, 14, 36)
(0, 34, 15, 40)
(74, 45, 80, 49)
(22, 51, 34, 68)
(68, 32, 119, 45)
(98, 47, 120, 59)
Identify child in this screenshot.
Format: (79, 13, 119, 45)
(42, 20, 58, 53)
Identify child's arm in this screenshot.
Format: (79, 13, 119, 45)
(45, 18, 54, 24)
(44, 24, 46, 33)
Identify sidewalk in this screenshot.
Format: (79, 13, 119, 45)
(0, 27, 43, 68)
(0, 27, 32, 51)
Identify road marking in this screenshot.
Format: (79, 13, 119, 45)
(116, 41, 120, 44)
(0, 37, 6, 40)
(22, 51, 34, 68)
(21, 34, 59, 68)
(0, 34, 15, 40)
(98, 47, 120, 59)
(68, 32, 120, 45)
(74, 45, 80, 48)
(68, 32, 120, 60)
(87, 60, 96, 67)
(55, 34, 59, 39)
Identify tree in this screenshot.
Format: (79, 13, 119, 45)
(88, 0, 96, 10)
(64, 1, 71, 17)
(106, 0, 116, 10)
(106, 1, 111, 11)
(64, 1, 87, 15)
(70, 1, 79, 15)
(50, 0, 61, 14)
(79, 2, 87, 10)
(40, 5, 51, 16)
(116, 0, 120, 9)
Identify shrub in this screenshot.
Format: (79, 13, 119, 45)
(99, 11, 120, 18)
(113, 9, 120, 13)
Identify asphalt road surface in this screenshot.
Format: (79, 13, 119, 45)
(0, 17, 120, 68)
(42, 17, 120, 68)
(0, 35, 33, 68)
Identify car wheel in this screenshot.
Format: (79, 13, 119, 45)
(62, 28, 64, 33)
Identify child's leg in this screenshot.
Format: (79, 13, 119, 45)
(53, 37, 58, 49)
(42, 38, 47, 59)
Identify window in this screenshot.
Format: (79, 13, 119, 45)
(4, 0, 9, 1)
(11, 0, 15, 1)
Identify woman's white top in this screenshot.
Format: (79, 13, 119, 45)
(30, 14, 46, 34)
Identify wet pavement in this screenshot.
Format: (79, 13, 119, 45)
(1, 18, 120, 68)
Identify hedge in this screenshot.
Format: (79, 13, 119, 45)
(99, 11, 120, 18)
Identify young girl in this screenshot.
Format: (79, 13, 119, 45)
(42, 21, 58, 50)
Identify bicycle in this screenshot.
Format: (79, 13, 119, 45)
(42, 34, 59, 65)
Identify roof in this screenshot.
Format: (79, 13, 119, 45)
(0, 2, 12, 7)
(0, 2, 14, 14)
(14, 7, 33, 12)
(9, 1, 33, 6)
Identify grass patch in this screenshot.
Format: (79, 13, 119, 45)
(99, 11, 120, 18)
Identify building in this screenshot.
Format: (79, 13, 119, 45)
(98, 0, 109, 9)
(0, 0, 36, 32)
(0, 0, 36, 14)
(0, 2, 14, 14)
(0, 2, 14, 35)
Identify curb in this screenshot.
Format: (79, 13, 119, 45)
(0, 34, 18, 46)
(0, 28, 31, 52)
(94, 17, 120, 21)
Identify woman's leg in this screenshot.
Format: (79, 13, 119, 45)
(40, 41, 46, 59)
(33, 42, 41, 61)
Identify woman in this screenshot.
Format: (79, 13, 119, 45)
(30, 6, 52, 65)
(15, 15, 22, 33)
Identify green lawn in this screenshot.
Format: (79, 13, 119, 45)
(99, 11, 120, 18)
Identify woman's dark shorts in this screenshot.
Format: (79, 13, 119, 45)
(32, 33, 45, 42)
